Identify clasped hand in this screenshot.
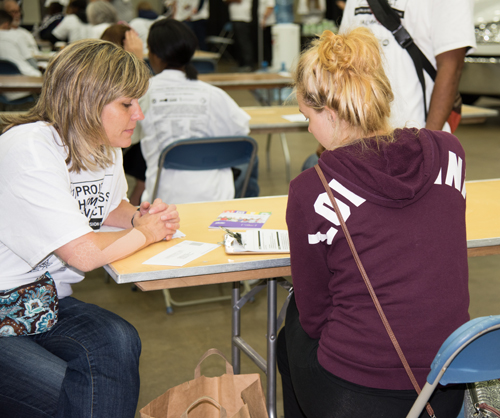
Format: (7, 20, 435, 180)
(134, 198, 180, 242)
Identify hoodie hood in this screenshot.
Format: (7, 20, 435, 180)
(318, 128, 445, 208)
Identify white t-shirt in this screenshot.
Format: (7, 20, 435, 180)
(0, 30, 42, 101)
(52, 14, 90, 43)
(0, 122, 128, 298)
(340, 0, 476, 129)
(12, 27, 39, 56)
(228, 0, 252, 23)
(0, 31, 41, 76)
(259, 0, 276, 27)
(174, 0, 210, 22)
(133, 70, 250, 204)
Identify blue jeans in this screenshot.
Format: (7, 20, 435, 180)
(0, 297, 141, 418)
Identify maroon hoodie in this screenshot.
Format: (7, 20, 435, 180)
(286, 128, 469, 390)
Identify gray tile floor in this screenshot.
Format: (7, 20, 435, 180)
(74, 93, 500, 418)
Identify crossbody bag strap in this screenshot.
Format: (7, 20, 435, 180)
(366, 0, 437, 120)
(314, 164, 436, 418)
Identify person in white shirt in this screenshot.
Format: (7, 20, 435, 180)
(170, 0, 210, 50)
(0, 11, 42, 101)
(225, 0, 254, 70)
(133, 19, 252, 204)
(302, 0, 476, 171)
(52, 0, 90, 43)
(0, 38, 179, 417)
(340, 0, 476, 131)
(2, 0, 39, 55)
(259, 0, 275, 65)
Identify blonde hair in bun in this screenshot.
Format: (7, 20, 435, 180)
(294, 27, 394, 145)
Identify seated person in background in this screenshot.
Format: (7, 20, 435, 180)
(101, 23, 145, 60)
(51, 0, 90, 44)
(33, 1, 65, 43)
(133, 19, 252, 204)
(278, 28, 468, 418)
(86, 0, 118, 39)
(129, 1, 163, 56)
(0, 38, 180, 417)
(0, 11, 42, 102)
(2, 0, 40, 55)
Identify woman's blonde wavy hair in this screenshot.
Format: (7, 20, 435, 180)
(2, 39, 151, 172)
(294, 27, 394, 146)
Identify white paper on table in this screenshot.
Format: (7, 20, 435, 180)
(142, 240, 220, 266)
(172, 230, 186, 239)
(282, 114, 307, 122)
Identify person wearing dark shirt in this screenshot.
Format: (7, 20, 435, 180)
(278, 27, 468, 418)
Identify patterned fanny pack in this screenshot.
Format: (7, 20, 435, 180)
(0, 272, 59, 337)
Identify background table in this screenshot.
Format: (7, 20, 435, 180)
(0, 72, 292, 95)
(465, 178, 500, 256)
(243, 105, 500, 183)
(199, 72, 292, 91)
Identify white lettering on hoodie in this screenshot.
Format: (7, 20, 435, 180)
(309, 151, 466, 245)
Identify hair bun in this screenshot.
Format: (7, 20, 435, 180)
(317, 27, 383, 75)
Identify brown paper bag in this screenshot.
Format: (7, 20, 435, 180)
(140, 348, 269, 418)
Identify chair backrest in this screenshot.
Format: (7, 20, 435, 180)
(428, 315, 500, 386)
(406, 316, 500, 418)
(0, 59, 21, 75)
(152, 136, 258, 200)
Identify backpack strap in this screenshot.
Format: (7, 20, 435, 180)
(366, 0, 437, 120)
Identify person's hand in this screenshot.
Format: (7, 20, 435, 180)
(123, 29, 144, 60)
(137, 199, 180, 240)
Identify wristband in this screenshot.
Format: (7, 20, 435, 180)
(131, 207, 140, 227)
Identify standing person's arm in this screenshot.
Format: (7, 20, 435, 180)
(425, 47, 466, 130)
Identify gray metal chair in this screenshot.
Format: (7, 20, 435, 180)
(153, 136, 259, 314)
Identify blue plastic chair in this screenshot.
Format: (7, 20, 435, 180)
(406, 315, 500, 418)
(191, 58, 216, 74)
(152, 136, 258, 314)
(152, 136, 258, 200)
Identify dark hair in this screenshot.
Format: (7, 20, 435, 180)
(147, 18, 198, 80)
(47, 2, 64, 14)
(67, 0, 88, 23)
(0, 10, 13, 25)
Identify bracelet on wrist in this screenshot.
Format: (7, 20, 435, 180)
(131, 207, 140, 227)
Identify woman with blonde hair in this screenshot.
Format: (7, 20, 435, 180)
(0, 39, 179, 417)
(277, 27, 468, 417)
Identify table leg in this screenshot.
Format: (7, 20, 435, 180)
(232, 281, 241, 374)
(280, 133, 291, 183)
(267, 277, 278, 418)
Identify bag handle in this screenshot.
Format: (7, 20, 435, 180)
(194, 348, 234, 379)
(180, 396, 228, 418)
(314, 165, 436, 418)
